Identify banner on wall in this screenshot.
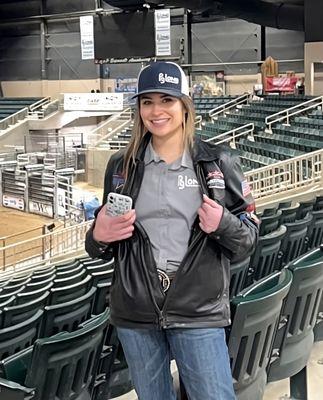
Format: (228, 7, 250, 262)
(80, 16, 95, 60)
(115, 78, 137, 93)
(265, 77, 298, 92)
(64, 93, 123, 111)
(155, 9, 171, 56)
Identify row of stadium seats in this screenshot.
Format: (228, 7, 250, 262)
(0, 97, 42, 121)
(182, 245, 323, 400)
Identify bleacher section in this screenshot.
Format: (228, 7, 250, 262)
(193, 95, 237, 119)
(0, 98, 42, 121)
(195, 95, 323, 172)
(0, 257, 127, 399)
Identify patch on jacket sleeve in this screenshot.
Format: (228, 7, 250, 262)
(241, 179, 251, 197)
(206, 170, 225, 189)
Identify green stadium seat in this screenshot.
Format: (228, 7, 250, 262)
(279, 213, 313, 268)
(49, 274, 92, 304)
(2, 291, 49, 328)
(248, 225, 286, 284)
(268, 247, 323, 399)
(41, 286, 96, 337)
(230, 257, 250, 298)
(279, 203, 299, 224)
(0, 310, 43, 361)
(15, 282, 53, 305)
(229, 268, 292, 400)
(259, 210, 282, 236)
(0, 309, 109, 400)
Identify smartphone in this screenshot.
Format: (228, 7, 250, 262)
(106, 192, 133, 216)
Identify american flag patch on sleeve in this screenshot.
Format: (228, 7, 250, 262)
(241, 179, 251, 197)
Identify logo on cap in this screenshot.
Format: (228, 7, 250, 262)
(158, 72, 179, 85)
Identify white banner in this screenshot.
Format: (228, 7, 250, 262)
(64, 93, 124, 111)
(3, 195, 24, 211)
(29, 201, 53, 217)
(154, 9, 171, 56)
(80, 16, 94, 60)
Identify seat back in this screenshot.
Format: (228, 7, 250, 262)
(259, 210, 281, 236)
(93, 282, 111, 314)
(228, 269, 292, 400)
(25, 276, 54, 292)
(268, 247, 323, 382)
(0, 310, 43, 360)
(248, 225, 286, 283)
(55, 263, 84, 278)
(15, 283, 53, 305)
(296, 199, 315, 219)
(279, 213, 313, 268)
(90, 269, 114, 287)
(49, 274, 92, 304)
(25, 309, 109, 400)
(53, 268, 87, 288)
(307, 209, 323, 250)
(2, 291, 50, 328)
(279, 203, 299, 224)
(41, 287, 96, 337)
(230, 257, 250, 298)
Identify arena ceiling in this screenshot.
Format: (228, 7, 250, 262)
(103, 0, 305, 30)
(0, 0, 308, 32)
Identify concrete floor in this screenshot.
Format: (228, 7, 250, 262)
(113, 341, 323, 400)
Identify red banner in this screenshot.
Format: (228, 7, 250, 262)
(265, 77, 298, 92)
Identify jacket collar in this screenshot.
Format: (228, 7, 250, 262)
(191, 137, 222, 163)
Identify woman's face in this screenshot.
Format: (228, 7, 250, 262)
(139, 93, 185, 141)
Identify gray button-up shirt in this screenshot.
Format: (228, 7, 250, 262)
(135, 141, 202, 274)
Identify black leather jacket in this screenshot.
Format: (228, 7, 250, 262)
(85, 136, 259, 329)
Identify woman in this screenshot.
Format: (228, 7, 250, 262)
(85, 61, 259, 400)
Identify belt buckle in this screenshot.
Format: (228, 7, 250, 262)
(157, 269, 171, 292)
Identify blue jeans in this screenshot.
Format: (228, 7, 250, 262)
(117, 327, 236, 400)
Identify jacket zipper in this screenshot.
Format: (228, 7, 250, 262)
(160, 163, 207, 324)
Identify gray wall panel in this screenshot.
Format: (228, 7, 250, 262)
(0, 8, 305, 81)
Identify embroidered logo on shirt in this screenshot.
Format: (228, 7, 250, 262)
(206, 171, 225, 189)
(178, 175, 200, 190)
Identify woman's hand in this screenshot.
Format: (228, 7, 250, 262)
(93, 206, 136, 243)
(198, 194, 223, 234)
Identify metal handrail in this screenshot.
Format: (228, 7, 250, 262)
(195, 115, 202, 129)
(209, 93, 250, 120)
(204, 123, 254, 148)
(87, 107, 133, 147)
(29, 97, 51, 112)
(0, 107, 29, 130)
(265, 96, 323, 131)
(28, 98, 60, 119)
(245, 148, 323, 202)
(0, 220, 92, 271)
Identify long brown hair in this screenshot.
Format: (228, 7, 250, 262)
(123, 95, 196, 179)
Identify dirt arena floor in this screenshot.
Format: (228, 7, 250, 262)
(0, 206, 53, 241)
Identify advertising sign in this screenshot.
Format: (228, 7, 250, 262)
(3, 195, 24, 211)
(80, 16, 95, 60)
(64, 93, 123, 111)
(265, 77, 298, 92)
(29, 201, 53, 217)
(155, 9, 171, 56)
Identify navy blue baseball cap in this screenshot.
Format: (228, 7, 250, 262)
(133, 61, 190, 99)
